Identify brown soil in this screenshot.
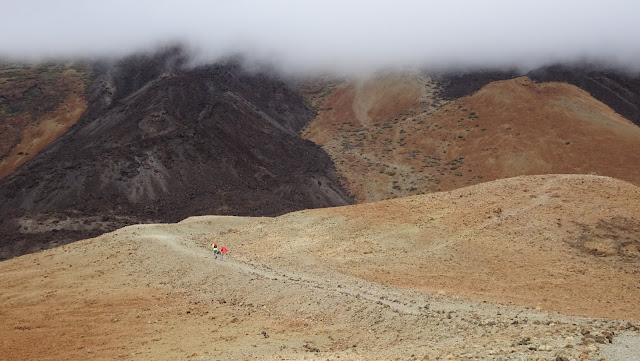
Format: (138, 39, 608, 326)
(528, 64, 640, 127)
(302, 73, 447, 202)
(434, 77, 640, 187)
(0, 65, 88, 179)
(303, 74, 640, 203)
(1, 175, 639, 360)
(230, 174, 640, 321)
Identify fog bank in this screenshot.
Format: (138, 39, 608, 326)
(1, 1, 638, 74)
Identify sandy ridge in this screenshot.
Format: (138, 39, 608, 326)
(2, 175, 640, 360)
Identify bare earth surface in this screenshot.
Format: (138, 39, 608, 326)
(0, 64, 88, 179)
(302, 74, 640, 203)
(1, 174, 639, 360)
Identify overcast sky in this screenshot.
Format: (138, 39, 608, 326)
(1, 0, 638, 74)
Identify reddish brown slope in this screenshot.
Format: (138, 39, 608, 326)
(303, 74, 640, 202)
(302, 73, 446, 201)
(0, 64, 88, 179)
(428, 77, 640, 185)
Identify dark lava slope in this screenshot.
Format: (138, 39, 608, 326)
(0, 50, 351, 259)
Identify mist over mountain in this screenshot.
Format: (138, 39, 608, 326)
(2, 1, 639, 75)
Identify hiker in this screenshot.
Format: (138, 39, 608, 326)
(212, 242, 219, 259)
(220, 244, 228, 261)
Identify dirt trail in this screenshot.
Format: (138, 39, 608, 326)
(2, 175, 640, 360)
(128, 227, 421, 315)
(101, 221, 640, 360)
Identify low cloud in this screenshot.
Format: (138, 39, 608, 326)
(1, 0, 639, 74)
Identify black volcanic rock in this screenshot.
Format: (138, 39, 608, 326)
(528, 64, 640, 127)
(0, 50, 351, 259)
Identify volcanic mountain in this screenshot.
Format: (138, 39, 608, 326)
(0, 50, 351, 259)
(2, 50, 640, 359)
(301, 70, 640, 202)
(2, 56, 640, 261)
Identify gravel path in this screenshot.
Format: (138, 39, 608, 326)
(2, 175, 639, 360)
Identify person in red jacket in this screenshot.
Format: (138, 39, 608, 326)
(220, 245, 228, 261)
